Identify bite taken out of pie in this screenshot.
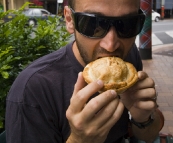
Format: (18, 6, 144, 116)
(83, 57, 138, 94)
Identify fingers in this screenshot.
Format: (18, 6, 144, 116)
(132, 88, 156, 100)
(102, 101, 124, 130)
(134, 100, 156, 110)
(129, 72, 155, 91)
(120, 71, 158, 121)
(95, 100, 124, 128)
(70, 72, 104, 113)
(130, 71, 156, 102)
(82, 90, 118, 121)
(133, 88, 157, 109)
(76, 91, 123, 135)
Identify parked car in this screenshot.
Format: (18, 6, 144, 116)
(152, 10, 160, 22)
(2, 13, 16, 23)
(2, 8, 59, 26)
(22, 8, 57, 26)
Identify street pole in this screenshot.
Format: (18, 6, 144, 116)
(139, 0, 152, 59)
(10, 0, 14, 9)
(2, 0, 6, 12)
(57, 0, 59, 15)
(161, 0, 165, 20)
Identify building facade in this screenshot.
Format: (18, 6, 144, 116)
(0, 0, 28, 12)
(0, 0, 68, 15)
(153, 0, 173, 18)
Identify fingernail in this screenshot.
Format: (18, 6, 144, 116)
(78, 72, 82, 77)
(97, 80, 103, 86)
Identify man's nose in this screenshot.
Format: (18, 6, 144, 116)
(99, 26, 120, 52)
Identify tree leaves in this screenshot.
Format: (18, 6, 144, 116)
(0, 3, 70, 130)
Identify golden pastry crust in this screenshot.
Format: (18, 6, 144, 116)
(83, 57, 138, 94)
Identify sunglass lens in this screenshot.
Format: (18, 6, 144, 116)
(76, 15, 109, 38)
(115, 16, 144, 38)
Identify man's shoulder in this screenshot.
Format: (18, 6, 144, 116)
(6, 43, 72, 102)
(23, 42, 74, 76)
(22, 45, 68, 78)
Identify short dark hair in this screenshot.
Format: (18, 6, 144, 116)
(68, 0, 75, 9)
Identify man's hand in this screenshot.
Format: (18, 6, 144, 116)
(66, 72, 124, 143)
(120, 71, 157, 122)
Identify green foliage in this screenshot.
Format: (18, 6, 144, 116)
(0, 3, 70, 130)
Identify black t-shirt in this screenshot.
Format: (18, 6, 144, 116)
(5, 42, 142, 143)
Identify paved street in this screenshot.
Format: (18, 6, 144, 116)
(137, 19, 173, 134)
(142, 44, 173, 135)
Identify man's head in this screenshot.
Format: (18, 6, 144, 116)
(64, 0, 144, 66)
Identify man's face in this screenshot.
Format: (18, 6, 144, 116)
(67, 0, 140, 66)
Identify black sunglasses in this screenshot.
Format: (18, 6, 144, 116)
(70, 8, 146, 39)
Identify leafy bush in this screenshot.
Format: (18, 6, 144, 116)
(0, 3, 70, 131)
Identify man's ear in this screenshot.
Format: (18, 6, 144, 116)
(64, 6, 74, 34)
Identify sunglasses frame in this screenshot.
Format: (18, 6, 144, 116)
(70, 8, 146, 39)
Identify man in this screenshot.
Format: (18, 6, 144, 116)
(5, 0, 163, 143)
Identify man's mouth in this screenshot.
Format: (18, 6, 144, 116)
(97, 55, 120, 59)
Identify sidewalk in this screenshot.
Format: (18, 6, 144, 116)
(142, 44, 173, 135)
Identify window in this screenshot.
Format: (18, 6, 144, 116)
(32, 9, 42, 16)
(41, 10, 49, 15)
